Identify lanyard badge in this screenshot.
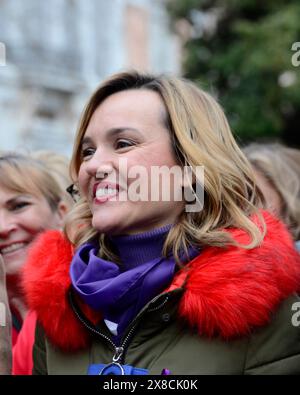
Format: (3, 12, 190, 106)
(87, 363, 148, 375)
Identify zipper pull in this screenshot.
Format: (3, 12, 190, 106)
(112, 347, 124, 363)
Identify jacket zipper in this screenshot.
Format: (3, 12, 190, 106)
(69, 289, 170, 366)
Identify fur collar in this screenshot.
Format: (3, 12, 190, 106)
(22, 211, 300, 352)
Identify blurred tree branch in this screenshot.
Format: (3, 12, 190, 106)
(167, 0, 300, 146)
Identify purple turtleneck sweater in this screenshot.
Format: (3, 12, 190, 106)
(70, 225, 199, 343)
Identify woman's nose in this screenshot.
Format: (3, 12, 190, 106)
(95, 164, 114, 179)
(85, 150, 114, 178)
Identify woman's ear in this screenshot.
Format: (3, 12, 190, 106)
(55, 201, 69, 227)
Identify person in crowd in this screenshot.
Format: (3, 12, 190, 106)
(31, 150, 74, 209)
(0, 254, 12, 375)
(22, 71, 300, 375)
(0, 152, 72, 374)
(244, 143, 300, 251)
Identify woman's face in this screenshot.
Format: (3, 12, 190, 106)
(78, 89, 186, 235)
(0, 186, 65, 276)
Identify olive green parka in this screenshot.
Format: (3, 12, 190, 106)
(22, 212, 300, 375)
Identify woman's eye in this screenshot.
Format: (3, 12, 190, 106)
(11, 202, 30, 211)
(115, 140, 134, 150)
(81, 147, 95, 160)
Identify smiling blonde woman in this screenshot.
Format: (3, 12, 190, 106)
(22, 72, 300, 375)
(0, 152, 72, 375)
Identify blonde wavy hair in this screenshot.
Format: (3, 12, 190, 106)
(244, 143, 300, 240)
(65, 71, 265, 263)
(30, 150, 74, 209)
(0, 152, 69, 212)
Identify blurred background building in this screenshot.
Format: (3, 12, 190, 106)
(0, 0, 181, 156)
(1, 0, 299, 155)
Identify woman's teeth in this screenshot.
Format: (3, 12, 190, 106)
(96, 188, 118, 198)
(1, 242, 26, 255)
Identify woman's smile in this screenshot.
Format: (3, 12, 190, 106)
(93, 182, 120, 204)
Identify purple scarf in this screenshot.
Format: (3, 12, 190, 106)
(70, 225, 199, 338)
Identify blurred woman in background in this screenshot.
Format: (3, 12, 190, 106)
(0, 152, 72, 374)
(244, 143, 300, 251)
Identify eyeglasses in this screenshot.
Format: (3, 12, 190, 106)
(66, 183, 80, 202)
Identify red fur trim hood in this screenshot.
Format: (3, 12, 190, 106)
(22, 211, 300, 352)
